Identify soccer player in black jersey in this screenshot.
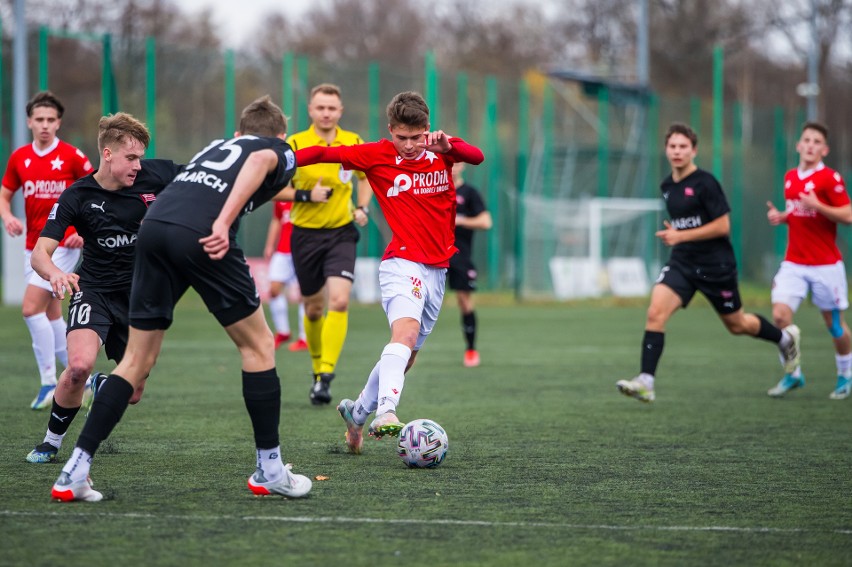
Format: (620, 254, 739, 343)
(26, 113, 180, 464)
(616, 122, 801, 403)
(448, 162, 492, 367)
(50, 96, 312, 502)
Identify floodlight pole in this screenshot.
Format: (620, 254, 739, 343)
(806, 0, 819, 120)
(637, 0, 649, 86)
(3, 0, 27, 305)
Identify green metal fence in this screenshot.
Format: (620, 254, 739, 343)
(3, 27, 851, 300)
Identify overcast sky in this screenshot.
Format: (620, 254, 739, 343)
(178, 0, 555, 47)
(179, 0, 311, 46)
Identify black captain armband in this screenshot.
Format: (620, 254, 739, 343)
(295, 190, 312, 202)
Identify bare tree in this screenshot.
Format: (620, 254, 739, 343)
(245, 0, 427, 69)
(752, 0, 852, 117)
(433, 0, 561, 77)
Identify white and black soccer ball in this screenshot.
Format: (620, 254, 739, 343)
(397, 419, 448, 468)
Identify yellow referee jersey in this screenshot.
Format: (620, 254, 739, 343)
(287, 125, 367, 229)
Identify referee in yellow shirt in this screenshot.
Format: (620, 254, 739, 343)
(280, 83, 373, 405)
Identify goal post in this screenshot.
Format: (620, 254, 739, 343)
(546, 197, 665, 299)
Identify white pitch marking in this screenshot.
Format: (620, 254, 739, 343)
(1, 510, 849, 535)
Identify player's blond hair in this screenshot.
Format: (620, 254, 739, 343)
(386, 91, 429, 129)
(310, 83, 342, 100)
(239, 95, 287, 138)
(98, 112, 150, 153)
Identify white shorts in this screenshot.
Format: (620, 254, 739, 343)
(379, 257, 447, 351)
(24, 247, 81, 292)
(771, 260, 849, 312)
(268, 252, 298, 285)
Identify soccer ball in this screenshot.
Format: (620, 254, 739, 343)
(397, 419, 449, 468)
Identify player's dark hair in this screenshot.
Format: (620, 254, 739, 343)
(802, 121, 829, 143)
(664, 122, 698, 148)
(387, 91, 429, 129)
(310, 83, 342, 100)
(239, 95, 287, 138)
(26, 91, 64, 118)
(98, 112, 150, 153)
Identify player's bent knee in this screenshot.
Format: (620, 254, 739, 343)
(64, 366, 92, 389)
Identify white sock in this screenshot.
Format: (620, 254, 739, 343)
(354, 362, 381, 424)
(297, 303, 306, 340)
(62, 447, 93, 482)
(50, 317, 69, 368)
(269, 295, 290, 336)
(792, 366, 803, 378)
(638, 373, 655, 389)
(376, 343, 411, 416)
(24, 313, 57, 386)
(44, 430, 64, 449)
(256, 446, 284, 481)
(779, 330, 792, 349)
(836, 353, 852, 378)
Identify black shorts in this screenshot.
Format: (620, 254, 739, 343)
(129, 220, 261, 330)
(448, 252, 478, 292)
(67, 288, 130, 362)
(656, 261, 742, 315)
(290, 223, 359, 296)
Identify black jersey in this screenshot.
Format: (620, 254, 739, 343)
(454, 182, 487, 259)
(661, 168, 735, 268)
(41, 159, 182, 292)
(145, 136, 296, 237)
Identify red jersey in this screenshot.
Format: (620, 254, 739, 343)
(338, 139, 470, 267)
(273, 200, 294, 254)
(2, 139, 93, 250)
(783, 163, 849, 265)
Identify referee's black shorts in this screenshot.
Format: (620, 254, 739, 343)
(291, 223, 359, 296)
(129, 220, 261, 330)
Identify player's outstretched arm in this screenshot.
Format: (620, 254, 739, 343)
(295, 145, 343, 167)
(201, 148, 280, 260)
(445, 137, 485, 165)
(32, 236, 79, 298)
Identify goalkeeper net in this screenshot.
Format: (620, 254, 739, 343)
(522, 196, 665, 299)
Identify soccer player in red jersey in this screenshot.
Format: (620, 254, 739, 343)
(766, 122, 852, 400)
(0, 91, 94, 410)
(295, 91, 484, 452)
(263, 200, 308, 351)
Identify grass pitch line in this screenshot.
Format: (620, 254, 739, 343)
(2, 510, 849, 535)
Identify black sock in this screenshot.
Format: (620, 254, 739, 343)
(640, 331, 665, 376)
(77, 374, 133, 456)
(755, 314, 783, 343)
(462, 311, 476, 351)
(47, 399, 80, 437)
(242, 369, 281, 449)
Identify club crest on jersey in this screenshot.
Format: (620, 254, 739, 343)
(684, 187, 694, 197)
(140, 193, 157, 207)
(338, 167, 353, 184)
(412, 285, 422, 299)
